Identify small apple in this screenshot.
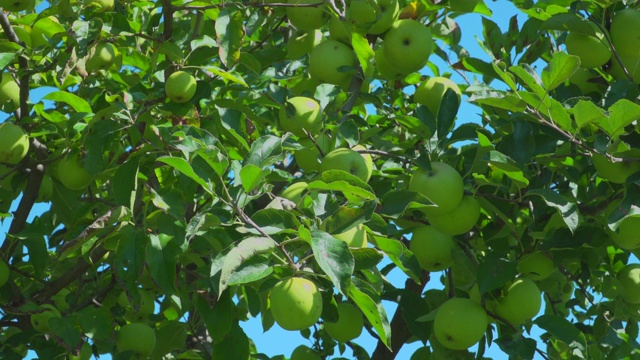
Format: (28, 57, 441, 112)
(565, 29, 612, 69)
(116, 323, 156, 357)
(321, 147, 373, 182)
(30, 307, 62, 332)
(410, 225, 456, 272)
(269, 277, 323, 331)
(618, 264, 640, 304)
(294, 133, 334, 172)
(323, 302, 364, 342)
(383, 19, 432, 73)
(494, 278, 542, 325)
(333, 223, 368, 248)
(426, 195, 480, 235)
(0, 0, 35, 12)
(434, 298, 488, 350)
(0, 260, 9, 287)
(612, 216, 640, 250)
(328, 15, 354, 44)
(287, 30, 323, 59)
(409, 162, 464, 216)
(414, 77, 461, 117)
(278, 96, 323, 137)
(368, 0, 400, 35)
(290, 345, 321, 360)
(52, 288, 70, 312)
(88, 0, 114, 12)
(308, 39, 358, 87)
(592, 153, 640, 184)
(374, 46, 407, 80)
(0, 72, 20, 108)
(85, 42, 117, 71)
(58, 154, 93, 191)
(68, 342, 92, 360)
(610, 9, 640, 59)
(568, 68, 606, 94)
(0, 122, 28, 164)
(349, 0, 377, 24)
(518, 252, 555, 281)
(610, 56, 640, 84)
(165, 71, 197, 103)
(286, 0, 329, 32)
(280, 181, 308, 204)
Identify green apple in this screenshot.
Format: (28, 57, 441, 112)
(0, 72, 20, 108)
(68, 342, 92, 360)
(409, 162, 464, 216)
(290, 345, 321, 360)
(612, 216, 640, 250)
(52, 288, 70, 312)
(286, 0, 329, 32)
(565, 29, 612, 69)
(448, 0, 480, 12)
(269, 277, 323, 330)
(321, 147, 373, 182)
(58, 154, 93, 191)
(290, 74, 320, 97)
(35, 175, 53, 203)
(374, 46, 406, 80)
(31, 16, 63, 48)
(0, 122, 28, 164)
(333, 222, 368, 248)
(280, 181, 308, 204)
(434, 298, 488, 350)
(592, 153, 640, 184)
(610, 56, 640, 84)
(328, 15, 352, 44)
(118, 289, 156, 323)
(494, 278, 542, 325)
(568, 67, 606, 94)
(349, 0, 377, 24)
(426, 195, 480, 235)
(308, 39, 358, 87)
(618, 264, 640, 304)
(352, 144, 373, 171)
(0, 0, 34, 12)
(287, 30, 322, 59)
(30, 307, 62, 332)
(323, 302, 364, 342)
(0, 260, 8, 287)
(116, 323, 156, 357)
(414, 77, 461, 117)
(410, 225, 456, 272)
(518, 252, 555, 281)
(165, 71, 197, 103)
(383, 19, 432, 73)
(294, 133, 334, 172)
(610, 9, 640, 59)
(278, 96, 323, 137)
(85, 42, 117, 71)
(88, 0, 114, 12)
(368, 0, 400, 35)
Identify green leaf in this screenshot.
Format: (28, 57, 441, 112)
(218, 237, 277, 295)
(540, 14, 596, 34)
(510, 64, 546, 97)
(437, 88, 460, 139)
(196, 292, 235, 344)
(535, 315, 586, 349)
(112, 157, 139, 210)
(477, 252, 517, 294)
(348, 283, 391, 349)
(147, 234, 179, 294)
(205, 65, 248, 87)
(395, 114, 432, 139)
(488, 150, 530, 187)
(351, 32, 374, 77)
(244, 135, 288, 168)
(115, 225, 147, 286)
(239, 164, 269, 193)
(250, 209, 301, 235)
(227, 256, 273, 286)
(373, 236, 421, 283)
(492, 61, 517, 91)
(215, 9, 244, 68)
(308, 170, 376, 200)
(323, 203, 375, 234)
(573, 100, 606, 129)
(379, 190, 434, 219)
(541, 52, 580, 91)
(150, 321, 188, 359)
(310, 230, 355, 295)
(0, 52, 17, 70)
(157, 156, 214, 195)
(472, 92, 527, 112)
(212, 323, 250, 360)
(527, 189, 580, 234)
(43, 91, 92, 114)
(605, 99, 640, 140)
(352, 248, 384, 271)
(399, 290, 432, 342)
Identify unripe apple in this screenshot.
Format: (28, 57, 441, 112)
(349, 0, 377, 24)
(592, 153, 640, 184)
(31, 16, 63, 48)
(280, 181, 308, 204)
(323, 302, 364, 342)
(165, 71, 197, 103)
(383, 20, 432, 73)
(368, 0, 400, 35)
(116, 323, 156, 357)
(565, 29, 612, 69)
(328, 15, 355, 44)
(434, 298, 488, 350)
(0, 72, 20, 108)
(286, 0, 329, 32)
(410, 225, 456, 272)
(426, 195, 480, 235)
(278, 96, 323, 137)
(333, 222, 368, 248)
(308, 39, 358, 87)
(67, 342, 92, 360)
(414, 77, 461, 117)
(409, 162, 464, 216)
(618, 264, 640, 304)
(287, 30, 323, 59)
(0, 122, 28, 164)
(52, 288, 70, 312)
(85, 42, 117, 71)
(612, 216, 640, 250)
(88, 0, 114, 12)
(610, 9, 640, 59)
(0, 260, 9, 287)
(517, 252, 555, 281)
(30, 307, 62, 332)
(118, 289, 156, 323)
(494, 278, 542, 325)
(610, 56, 640, 84)
(374, 46, 406, 81)
(321, 147, 373, 182)
(290, 345, 321, 360)
(0, 0, 35, 12)
(568, 67, 606, 94)
(294, 133, 334, 172)
(269, 277, 323, 331)
(58, 154, 93, 191)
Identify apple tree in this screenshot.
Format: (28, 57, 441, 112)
(1, 0, 640, 359)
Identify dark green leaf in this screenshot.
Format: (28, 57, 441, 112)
(477, 252, 517, 294)
(348, 283, 391, 349)
(219, 237, 277, 295)
(215, 9, 244, 68)
(541, 51, 580, 91)
(310, 230, 355, 295)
